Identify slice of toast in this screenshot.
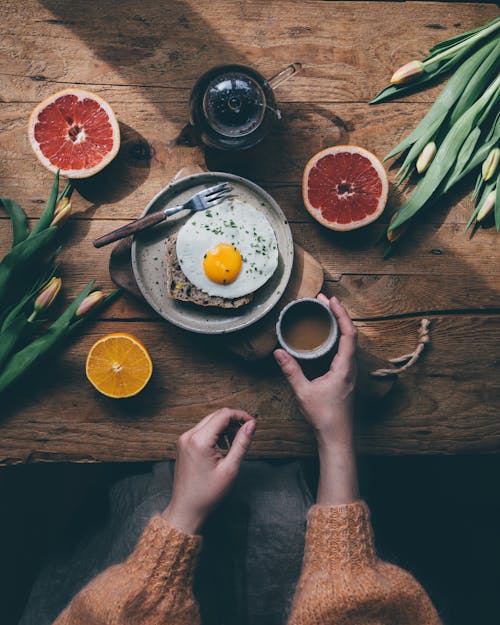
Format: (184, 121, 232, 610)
(165, 234, 253, 309)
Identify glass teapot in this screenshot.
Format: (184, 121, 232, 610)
(189, 62, 301, 151)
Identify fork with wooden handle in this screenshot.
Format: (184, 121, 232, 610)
(93, 182, 233, 248)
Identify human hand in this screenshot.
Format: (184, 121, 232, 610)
(274, 295, 357, 452)
(162, 408, 256, 535)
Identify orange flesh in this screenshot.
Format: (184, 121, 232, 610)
(34, 94, 115, 171)
(306, 152, 383, 224)
(86, 333, 152, 398)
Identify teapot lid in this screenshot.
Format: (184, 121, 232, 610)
(202, 70, 266, 138)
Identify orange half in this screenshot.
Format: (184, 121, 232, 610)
(86, 333, 153, 398)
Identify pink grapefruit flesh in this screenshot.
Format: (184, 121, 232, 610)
(28, 88, 120, 179)
(302, 145, 388, 231)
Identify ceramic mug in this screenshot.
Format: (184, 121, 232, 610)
(276, 297, 339, 360)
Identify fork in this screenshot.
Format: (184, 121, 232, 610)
(93, 182, 233, 248)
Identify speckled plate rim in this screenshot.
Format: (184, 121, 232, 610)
(131, 172, 294, 334)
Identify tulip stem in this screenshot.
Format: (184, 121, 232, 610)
(424, 18, 500, 68)
(28, 310, 37, 323)
(57, 182, 74, 202)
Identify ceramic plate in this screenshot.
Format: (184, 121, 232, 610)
(131, 172, 294, 334)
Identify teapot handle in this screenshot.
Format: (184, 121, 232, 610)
(267, 62, 302, 90)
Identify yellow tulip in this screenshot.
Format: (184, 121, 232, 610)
(482, 148, 499, 182)
(29, 277, 62, 321)
(390, 60, 424, 84)
(477, 190, 496, 222)
(50, 198, 72, 227)
(75, 291, 105, 317)
(416, 142, 437, 174)
(34, 277, 62, 312)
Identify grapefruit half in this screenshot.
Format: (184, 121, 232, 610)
(302, 145, 388, 231)
(28, 88, 120, 179)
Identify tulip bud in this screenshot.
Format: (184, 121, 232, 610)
(387, 212, 409, 243)
(75, 290, 105, 317)
(477, 190, 496, 222)
(482, 148, 499, 182)
(50, 198, 72, 227)
(390, 60, 424, 84)
(33, 277, 62, 313)
(416, 141, 436, 174)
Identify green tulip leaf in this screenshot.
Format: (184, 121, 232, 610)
(30, 170, 60, 236)
(0, 199, 30, 247)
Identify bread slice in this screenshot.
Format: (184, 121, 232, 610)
(165, 234, 253, 309)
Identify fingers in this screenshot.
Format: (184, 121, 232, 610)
(222, 419, 256, 472)
(274, 349, 308, 395)
(192, 407, 253, 447)
(189, 409, 219, 433)
(328, 296, 357, 370)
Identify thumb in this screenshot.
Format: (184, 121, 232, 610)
(274, 349, 308, 394)
(223, 419, 256, 472)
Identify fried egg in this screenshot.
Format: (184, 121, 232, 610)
(176, 198, 279, 298)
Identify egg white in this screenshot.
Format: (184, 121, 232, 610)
(175, 198, 279, 298)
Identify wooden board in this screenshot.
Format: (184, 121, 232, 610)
(107, 164, 395, 400)
(0, 0, 499, 462)
(109, 236, 327, 359)
(0, 102, 491, 223)
(0, 1, 495, 105)
(107, 162, 328, 361)
(0, 314, 498, 464)
(108, 215, 396, 400)
(2, 218, 496, 302)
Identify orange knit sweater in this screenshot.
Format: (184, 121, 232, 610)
(53, 501, 441, 625)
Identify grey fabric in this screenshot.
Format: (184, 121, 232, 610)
(19, 460, 314, 625)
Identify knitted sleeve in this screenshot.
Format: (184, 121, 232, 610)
(53, 515, 202, 625)
(287, 501, 442, 625)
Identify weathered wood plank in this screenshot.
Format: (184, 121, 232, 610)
(290, 222, 500, 277)
(0, 217, 498, 320)
(6, 216, 498, 281)
(0, 1, 496, 104)
(0, 102, 482, 222)
(92, 272, 500, 320)
(0, 314, 498, 464)
(0, 0, 498, 461)
(326, 274, 500, 319)
(94, 271, 500, 322)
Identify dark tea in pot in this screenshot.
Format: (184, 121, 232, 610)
(189, 63, 300, 151)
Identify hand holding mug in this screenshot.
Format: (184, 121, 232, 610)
(274, 295, 357, 452)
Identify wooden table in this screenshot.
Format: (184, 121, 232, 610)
(0, 1, 499, 464)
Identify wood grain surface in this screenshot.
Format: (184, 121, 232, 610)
(0, 0, 499, 462)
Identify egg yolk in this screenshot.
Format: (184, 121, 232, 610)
(203, 243, 243, 285)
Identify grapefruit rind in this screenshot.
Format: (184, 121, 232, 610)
(302, 145, 388, 231)
(85, 332, 153, 399)
(28, 88, 120, 179)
